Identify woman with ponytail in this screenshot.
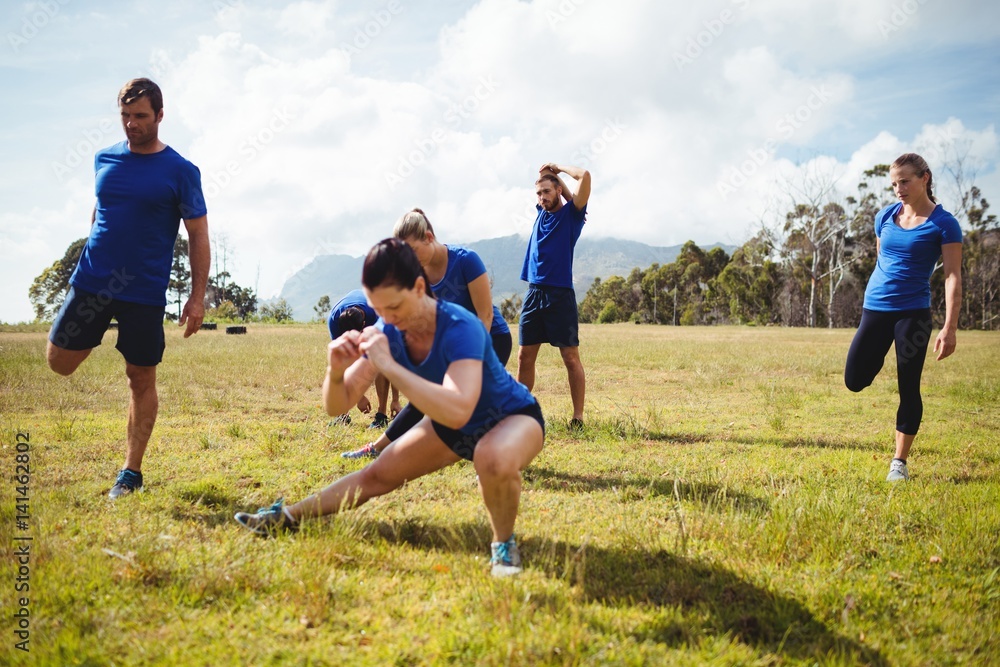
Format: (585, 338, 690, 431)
(236, 239, 543, 577)
(844, 153, 963, 481)
(341, 207, 514, 460)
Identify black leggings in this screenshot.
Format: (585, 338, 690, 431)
(385, 331, 514, 442)
(844, 308, 932, 435)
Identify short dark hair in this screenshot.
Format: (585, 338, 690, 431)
(337, 305, 367, 333)
(362, 238, 434, 297)
(118, 78, 163, 116)
(535, 173, 561, 188)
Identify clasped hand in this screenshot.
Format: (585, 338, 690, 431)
(327, 327, 394, 374)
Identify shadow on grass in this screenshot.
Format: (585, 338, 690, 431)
(332, 518, 885, 665)
(173, 483, 245, 528)
(528, 537, 888, 665)
(525, 466, 770, 514)
(642, 429, 885, 452)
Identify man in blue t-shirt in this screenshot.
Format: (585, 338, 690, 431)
(46, 78, 210, 499)
(517, 162, 591, 430)
(327, 289, 399, 427)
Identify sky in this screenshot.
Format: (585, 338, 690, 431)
(1, 0, 998, 323)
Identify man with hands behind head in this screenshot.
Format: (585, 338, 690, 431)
(516, 162, 591, 430)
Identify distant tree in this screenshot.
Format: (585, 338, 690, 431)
(260, 298, 294, 322)
(579, 278, 603, 323)
(28, 237, 86, 321)
(716, 234, 781, 324)
(314, 295, 331, 322)
(580, 275, 634, 323)
(206, 272, 257, 320)
(499, 293, 522, 324)
(228, 284, 258, 320)
(207, 300, 239, 321)
(936, 148, 1000, 330)
(597, 299, 620, 323)
(580, 241, 734, 325)
(167, 235, 190, 321)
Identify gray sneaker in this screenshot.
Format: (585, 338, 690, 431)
(886, 459, 909, 482)
(490, 535, 522, 577)
(234, 498, 298, 536)
(341, 443, 379, 460)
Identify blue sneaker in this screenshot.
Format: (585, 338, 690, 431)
(234, 498, 298, 536)
(108, 468, 143, 499)
(490, 534, 522, 577)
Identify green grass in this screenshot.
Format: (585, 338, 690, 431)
(1, 323, 998, 665)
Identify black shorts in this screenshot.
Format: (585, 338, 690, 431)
(48, 286, 166, 366)
(431, 400, 545, 461)
(518, 284, 579, 348)
(491, 331, 513, 367)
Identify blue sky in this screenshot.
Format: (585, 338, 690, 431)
(1, 0, 998, 323)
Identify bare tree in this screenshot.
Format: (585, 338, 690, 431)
(776, 162, 846, 327)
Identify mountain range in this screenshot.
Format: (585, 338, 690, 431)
(279, 235, 738, 321)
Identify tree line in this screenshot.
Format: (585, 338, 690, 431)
(579, 160, 998, 329)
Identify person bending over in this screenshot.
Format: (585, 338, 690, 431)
(327, 289, 400, 428)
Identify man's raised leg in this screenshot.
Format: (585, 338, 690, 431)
(46, 341, 91, 376)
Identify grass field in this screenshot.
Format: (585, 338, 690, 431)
(1, 322, 998, 666)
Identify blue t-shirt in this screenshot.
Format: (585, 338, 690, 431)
(432, 246, 510, 336)
(520, 202, 587, 288)
(863, 202, 963, 311)
(71, 142, 207, 306)
(378, 300, 534, 435)
(328, 289, 378, 339)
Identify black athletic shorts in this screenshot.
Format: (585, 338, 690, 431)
(49, 286, 166, 366)
(431, 400, 545, 461)
(518, 284, 579, 348)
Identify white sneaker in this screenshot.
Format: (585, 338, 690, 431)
(886, 459, 909, 482)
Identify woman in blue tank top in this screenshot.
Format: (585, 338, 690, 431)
(236, 239, 543, 577)
(342, 207, 513, 460)
(844, 153, 963, 482)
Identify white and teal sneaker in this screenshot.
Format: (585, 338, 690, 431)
(234, 498, 298, 536)
(886, 459, 909, 482)
(490, 534, 522, 577)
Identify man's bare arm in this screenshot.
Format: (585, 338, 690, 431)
(540, 163, 591, 209)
